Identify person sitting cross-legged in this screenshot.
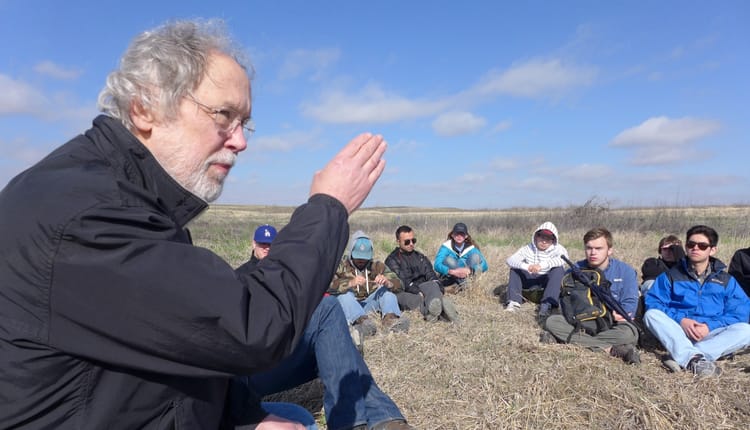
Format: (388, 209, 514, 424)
(234, 224, 415, 430)
(434, 222, 488, 292)
(543, 227, 641, 365)
(644, 225, 750, 378)
(504, 221, 568, 320)
(330, 230, 410, 335)
(386, 225, 459, 323)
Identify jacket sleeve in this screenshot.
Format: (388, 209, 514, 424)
(385, 252, 414, 292)
(49, 193, 349, 377)
(419, 253, 439, 282)
(545, 244, 569, 270)
(434, 245, 452, 276)
(701, 278, 750, 331)
(645, 272, 684, 321)
(330, 259, 354, 295)
(618, 264, 639, 317)
(506, 246, 530, 271)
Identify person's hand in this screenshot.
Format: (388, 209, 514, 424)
(255, 413, 307, 430)
(349, 275, 367, 288)
(374, 274, 391, 286)
(680, 318, 708, 341)
(612, 311, 627, 322)
(527, 264, 541, 274)
(449, 267, 471, 278)
(310, 133, 387, 215)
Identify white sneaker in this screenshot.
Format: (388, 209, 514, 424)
(505, 301, 522, 312)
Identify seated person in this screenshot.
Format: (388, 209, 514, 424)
(543, 228, 640, 365)
(728, 246, 750, 298)
(386, 225, 458, 322)
(504, 222, 568, 318)
(235, 225, 414, 430)
(640, 235, 684, 294)
(434, 222, 488, 291)
(330, 230, 410, 334)
(644, 225, 750, 378)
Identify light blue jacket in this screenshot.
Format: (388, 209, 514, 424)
(575, 257, 639, 317)
(434, 240, 489, 276)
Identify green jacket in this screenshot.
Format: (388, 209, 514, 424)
(329, 258, 402, 299)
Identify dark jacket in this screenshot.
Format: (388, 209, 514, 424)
(385, 248, 439, 294)
(645, 257, 750, 331)
(0, 115, 349, 429)
(728, 247, 750, 297)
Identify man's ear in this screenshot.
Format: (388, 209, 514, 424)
(130, 101, 155, 136)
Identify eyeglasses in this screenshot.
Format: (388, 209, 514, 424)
(186, 95, 255, 138)
(686, 241, 712, 250)
(403, 238, 417, 246)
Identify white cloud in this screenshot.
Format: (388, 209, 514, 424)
(488, 157, 518, 171)
(491, 120, 512, 133)
(302, 83, 448, 124)
(278, 48, 340, 81)
(560, 163, 614, 180)
(432, 111, 486, 137)
(34, 61, 83, 80)
(472, 58, 598, 99)
(247, 129, 322, 153)
(610, 116, 721, 147)
(0, 74, 49, 115)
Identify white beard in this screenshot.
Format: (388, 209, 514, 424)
(160, 149, 237, 203)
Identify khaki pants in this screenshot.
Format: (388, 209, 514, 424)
(545, 314, 639, 351)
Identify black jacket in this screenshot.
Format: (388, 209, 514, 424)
(0, 116, 349, 429)
(729, 247, 750, 297)
(385, 248, 439, 294)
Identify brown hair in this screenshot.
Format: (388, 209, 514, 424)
(583, 227, 613, 248)
(657, 235, 682, 253)
(446, 231, 480, 251)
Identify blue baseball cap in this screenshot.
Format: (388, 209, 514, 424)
(350, 237, 373, 260)
(253, 225, 277, 244)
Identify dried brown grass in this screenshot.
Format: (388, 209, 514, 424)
(193, 205, 750, 430)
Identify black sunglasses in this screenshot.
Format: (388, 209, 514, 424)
(403, 238, 417, 245)
(686, 241, 712, 250)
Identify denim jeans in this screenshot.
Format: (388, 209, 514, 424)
(506, 266, 565, 306)
(336, 287, 401, 324)
(643, 309, 750, 367)
(442, 254, 484, 285)
(248, 296, 404, 430)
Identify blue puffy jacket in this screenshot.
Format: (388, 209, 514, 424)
(434, 240, 488, 276)
(645, 257, 750, 331)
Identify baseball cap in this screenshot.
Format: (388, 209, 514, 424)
(452, 222, 469, 235)
(253, 225, 277, 244)
(536, 229, 555, 239)
(351, 237, 374, 260)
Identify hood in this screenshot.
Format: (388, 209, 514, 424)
(532, 221, 559, 245)
(348, 230, 372, 260)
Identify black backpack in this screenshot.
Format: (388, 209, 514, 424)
(560, 268, 614, 339)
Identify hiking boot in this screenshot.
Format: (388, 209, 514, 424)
(687, 355, 721, 378)
(539, 330, 556, 344)
(505, 300, 521, 312)
(353, 315, 377, 337)
(382, 313, 410, 333)
(610, 344, 641, 365)
(662, 357, 681, 373)
(425, 297, 442, 322)
(371, 419, 415, 430)
(441, 297, 459, 323)
(348, 324, 365, 356)
(538, 303, 551, 318)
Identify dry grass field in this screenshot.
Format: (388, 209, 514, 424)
(191, 203, 750, 430)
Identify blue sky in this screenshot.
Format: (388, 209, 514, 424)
(1, 1, 748, 209)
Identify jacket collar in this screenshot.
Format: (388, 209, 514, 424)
(92, 115, 208, 228)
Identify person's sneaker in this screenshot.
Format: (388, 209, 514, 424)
(353, 315, 377, 337)
(687, 355, 722, 378)
(662, 357, 681, 373)
(441, 297, 459, 323)
(425, 297, 442, 322)
(382, 313, 410, 333)
(371, 419, 415, 430)
(539, 330, 557, 344)
(609, 344, 641, 365)
(505, 300, 522, 312)
(348, 324, 365, 356)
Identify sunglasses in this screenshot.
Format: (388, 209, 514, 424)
(686, 241, 712, 250)
(403, 238, 417, 245)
